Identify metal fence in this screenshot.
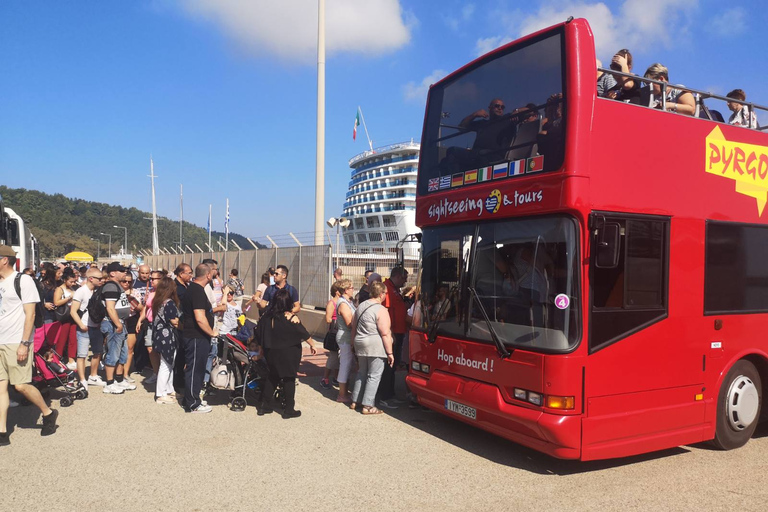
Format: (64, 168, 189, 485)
(141, 245, 333, 309)
(141, 244, 421, 309)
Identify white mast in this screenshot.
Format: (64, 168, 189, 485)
(358, 106, 374, 152)
(179, 184, 183, 253)
(225, 197, 229, 251)
(149, 157, 159, 255)
(314, 0, 326, 246)
(208, 204, 212, 250)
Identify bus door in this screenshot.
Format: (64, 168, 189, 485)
(583, 214, 706, 459)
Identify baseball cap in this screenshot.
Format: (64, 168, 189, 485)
(0, 245, 16, 257)
(106, 262, 128, 273)
(367, 272, 382, 285)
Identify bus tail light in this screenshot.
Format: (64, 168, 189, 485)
(546, 395, 575, 410)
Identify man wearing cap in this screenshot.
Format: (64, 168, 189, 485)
(0, 245, 58, 446)
(100, 262, 136, 395)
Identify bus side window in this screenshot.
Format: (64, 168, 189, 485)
(590, 216, 669, 351)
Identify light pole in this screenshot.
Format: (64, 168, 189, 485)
(114, 225, 127, 257)
(90, 237, 100, 259)
(100, 232, 112, 258)
(326, 216, 350, 271)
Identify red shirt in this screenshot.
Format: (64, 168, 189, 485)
(383, 279, 407, 334)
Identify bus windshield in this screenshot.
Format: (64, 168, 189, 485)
(418, 215, 580, 352)
(418, 30, 566, 196)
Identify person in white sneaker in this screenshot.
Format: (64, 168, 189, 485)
(70, 267, 107, 391)
(101, 263, 135, 394)
(151, 277, 180, 405)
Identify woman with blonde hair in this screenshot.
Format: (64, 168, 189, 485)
(643, 63, 695, 116)
(349, 281, 394, 415)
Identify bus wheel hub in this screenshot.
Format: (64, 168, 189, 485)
(726, 376, 759, 432)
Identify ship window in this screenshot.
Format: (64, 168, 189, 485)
(385, 231, 400, 241)
(367, 217, 381, 228)
(369, 232, 383, 242)
(356, 233, 368, 242)
(383, 215, 396, 227)
(354, 218, 364, 229)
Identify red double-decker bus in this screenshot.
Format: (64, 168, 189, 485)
(406, 17, 768, 460)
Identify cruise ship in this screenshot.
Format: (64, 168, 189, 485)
(341, 140, 420, 253)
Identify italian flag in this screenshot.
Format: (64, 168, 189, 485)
(353, 110, 360, 140)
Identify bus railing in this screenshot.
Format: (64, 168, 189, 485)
(598, 68, 766, 130)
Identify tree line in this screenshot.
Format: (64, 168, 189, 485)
(0, 186, 258, 259)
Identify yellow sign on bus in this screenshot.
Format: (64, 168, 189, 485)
(706, 126, 768, 215)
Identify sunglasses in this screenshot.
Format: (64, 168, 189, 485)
(120, 280, 131, 283)
(491, 103, 505, 110)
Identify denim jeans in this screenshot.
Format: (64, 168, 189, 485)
(203, 337, 218, 385)
(351, 356, 386, 407)
(102, 319, 127, 367)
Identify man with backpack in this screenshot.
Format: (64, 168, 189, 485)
(70, 267, 107, 390)
(0, 245, 58, 446)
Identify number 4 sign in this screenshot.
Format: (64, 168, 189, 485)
(554, 294, 570, 310)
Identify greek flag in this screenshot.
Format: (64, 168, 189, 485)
(225, 198, 230, 236)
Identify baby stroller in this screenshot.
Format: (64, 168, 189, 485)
(213, 334, 270, 411)
(32, 330, 87, 407)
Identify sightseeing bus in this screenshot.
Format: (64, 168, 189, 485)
(3, 207, 35, 271)
(406, 17, 768, 460)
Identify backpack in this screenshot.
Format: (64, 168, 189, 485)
(14, 273, 45, 329)
(87, 284, 108, 324)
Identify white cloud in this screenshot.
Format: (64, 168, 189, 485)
(403, 69, 446, 102)
(475, 35, 513, 56)
(710, 7, 747, 37)
(178, 0, 414, 63)
(476, 0, 699, 62)
(462, 4, 476, 21)
(443, 3, 476, 32)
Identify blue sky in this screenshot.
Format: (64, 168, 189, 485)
(1, 0, 766, 245)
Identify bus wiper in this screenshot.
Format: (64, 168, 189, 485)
(427, 285, 458, 344)
(468, 286, 511, 358)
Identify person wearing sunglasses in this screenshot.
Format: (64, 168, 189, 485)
(220, 287, 242, 335)
(70, 267, 108, 389)
(119, 273, 144, 385)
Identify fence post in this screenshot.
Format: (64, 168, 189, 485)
(298, 246, 302, 303)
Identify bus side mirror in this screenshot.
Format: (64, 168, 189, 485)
(595, 222, 620, 268)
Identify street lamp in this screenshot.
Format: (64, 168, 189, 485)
(90, 237, 100, 259)
(114, 225, 127, 257)
(100, 232, 112, 258)
(326, 216, 350, 271)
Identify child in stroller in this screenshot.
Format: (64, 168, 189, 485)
(33, 334, 87, 407)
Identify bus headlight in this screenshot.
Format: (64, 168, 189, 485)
(527, 392, 543, 406)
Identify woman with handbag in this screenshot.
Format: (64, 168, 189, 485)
(335, 279, 356, 404)
(319, 282, 341, 390)
(257, 288, 317, 419)
(151, 277, 180, 405)
(53, 268, 78, 369)
(349, 281, 394, 415)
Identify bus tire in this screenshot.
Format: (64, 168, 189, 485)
(712, 360, 762, 450)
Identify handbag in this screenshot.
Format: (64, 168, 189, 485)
(54, 303, 71, 323)
(323, 319, 339, 352)
(210, 363, 235, 390)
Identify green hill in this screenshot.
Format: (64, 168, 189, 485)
(0, 186, 260, 259)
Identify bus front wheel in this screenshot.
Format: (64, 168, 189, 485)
(712, 360, 762, 450)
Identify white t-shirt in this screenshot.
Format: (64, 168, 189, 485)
(0, 271, 41, 345)
(72, 285, 96, 328)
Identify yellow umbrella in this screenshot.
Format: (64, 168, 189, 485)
(64, 251, 94, 262)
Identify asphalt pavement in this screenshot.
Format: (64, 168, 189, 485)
(2, 351, 768, 512)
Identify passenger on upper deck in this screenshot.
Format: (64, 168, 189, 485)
(604, 49, 641, 103)
(537, 93, 564, 161)
(458, 98, 517, 153)
(726, 89, 758, 129)
(642, 63, 695, 116)
(596, 59, 617, 97)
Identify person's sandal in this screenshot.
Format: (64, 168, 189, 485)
(362, 406, 383, 415)
(349, 402, 357, 410)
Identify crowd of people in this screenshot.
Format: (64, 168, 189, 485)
(1, 244, 416, 446)
(597, 49, 758, 127)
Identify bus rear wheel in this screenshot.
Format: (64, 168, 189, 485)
(712, 360, 762, 450)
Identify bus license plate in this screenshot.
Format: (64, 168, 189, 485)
(445, 399, 476, 420)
